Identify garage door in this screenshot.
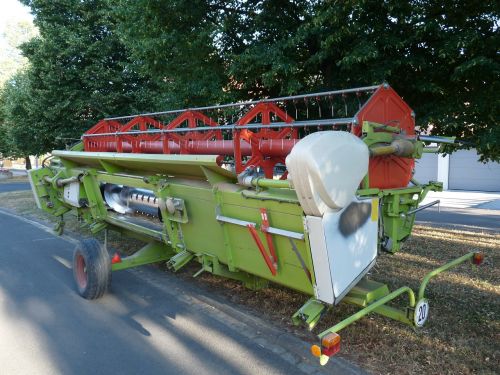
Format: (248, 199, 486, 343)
(449, 150, 500, 191)
(413, 153, 438, 184)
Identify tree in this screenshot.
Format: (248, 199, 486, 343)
(111, 0, 313, 103)
(290, 0, 499, 161)
(0, 71, 37, 168)
(0, 19, 38, 168)
(111, 0, 499, 161)
(111, 0, 231, 107)
(3, 0, 497, 161)
(13, 0, 159, 155)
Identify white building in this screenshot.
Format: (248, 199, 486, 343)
(414, 149, 500, 192)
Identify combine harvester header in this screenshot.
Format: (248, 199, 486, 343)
(29, 83, 483, 365)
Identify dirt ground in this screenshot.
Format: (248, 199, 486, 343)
(0, 189, 498, 375)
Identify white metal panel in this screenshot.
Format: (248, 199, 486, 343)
(449, 150, 500, 191)
(28, 169, 42, 209)
(306, 197, 378, 305)
(323, 199, 378, 301)
(306, 216, 334, 304)
(63, 182, 81, 207)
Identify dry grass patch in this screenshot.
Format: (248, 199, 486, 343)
(0, 190, 48, 218)
(0, 175, 29, 184)
(174, 225, 499, 375)
(0, 191, 498, 374)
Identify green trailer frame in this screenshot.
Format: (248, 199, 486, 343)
(27, 121, 483, 365)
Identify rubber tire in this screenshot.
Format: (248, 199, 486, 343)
(72, 239, 111, 299)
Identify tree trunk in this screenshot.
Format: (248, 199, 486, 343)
(25, 156, 32, 170)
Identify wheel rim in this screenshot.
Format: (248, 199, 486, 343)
(75, 253, 88, 289)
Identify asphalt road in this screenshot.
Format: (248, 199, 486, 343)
(0, 210, 363, 375)
(0, 182, 31, 193)
(416, 207, 500, 231)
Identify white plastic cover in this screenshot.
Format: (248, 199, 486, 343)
(63, 182, 81, 207)
(306, 197, 378, 304)
(285, 131, 369, 216)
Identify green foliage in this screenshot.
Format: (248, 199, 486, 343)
(1, 0, 160, 155)
(111, 0, 499, 160)
(219, 0, 315, 97)
(0, 71, 37, 158)
(251, 0, 499, 160)
(111, 0, 230, 107)
(0, 0, 498, 161)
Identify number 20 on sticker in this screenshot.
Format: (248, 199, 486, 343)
(414, 299, 430, 327)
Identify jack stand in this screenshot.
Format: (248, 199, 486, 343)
(54, 215, 65, 235)
(292, 298, 327, 330)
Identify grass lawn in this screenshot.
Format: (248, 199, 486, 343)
(0, 189, 498, 374)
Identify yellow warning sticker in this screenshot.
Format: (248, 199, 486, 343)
(371, 198, 379, 221)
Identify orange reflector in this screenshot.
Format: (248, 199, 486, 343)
(321, 332, 341, 348)
(311, 344, 321, 358)
(321, 332, 341, 357)
(111, 253, 122, 264)
(472, 252, 484, 265)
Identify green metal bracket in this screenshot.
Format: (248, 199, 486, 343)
(163, 197, 188, 223)
(358, 181, 443, 253)
(343, 278, 413, 326)
(362, 120, 424, 159)
(362, 121, 401, 136)
(412, 141, 424, 159)
(343, 278, 390, 306)
(292, 298, 327, 330)
(90, 221, 108, 234)
(156, 182, 186, 251)
(361, 121, 400, 156)
(70, 142, 84, 151)
(214, 195, 237, 272)
(99, 160, 121, 174)
(313, 252, 480, 355)
(76, 207, 93, 226)
(81, 170, 107, 221)
(319, 286, 416, 339)
(112, 242, 174, 271)
(166, 250, 194, 271)
(418, 252, 476, 301)
(361, 174, 370, 190)
(54, 216, 65, 235)
(201, 166, 234, 185)
(195, 253, 268, 290)
(28, 167, 70, 217)
(357, 188, 381, 197)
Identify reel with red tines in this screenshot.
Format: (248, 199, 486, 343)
(82, 84, 418, 190)
(234, 102, 298, 179)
